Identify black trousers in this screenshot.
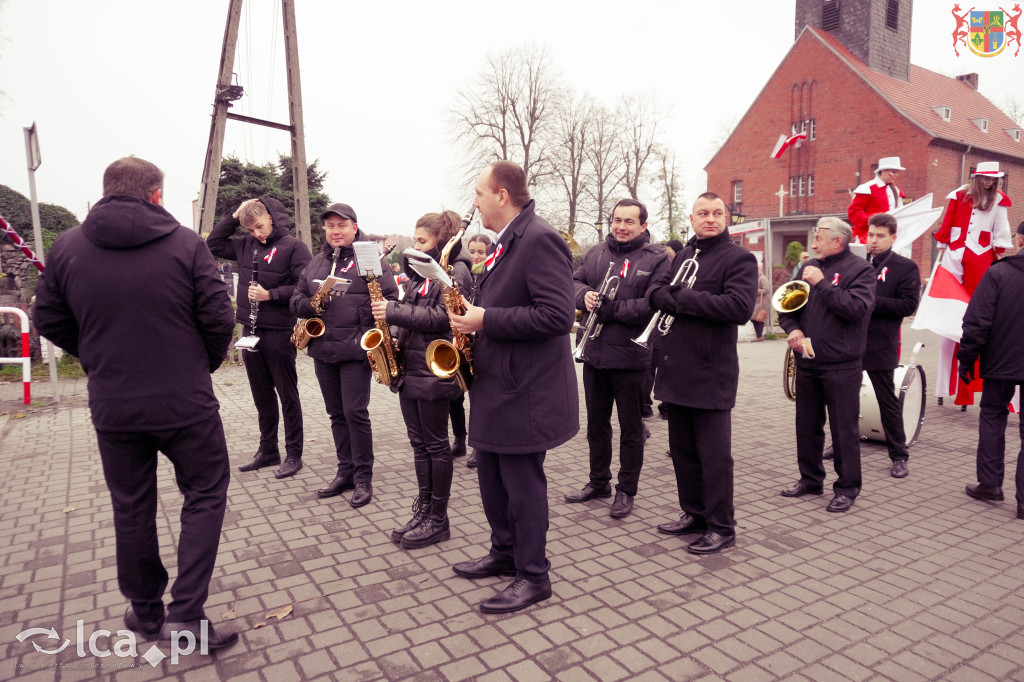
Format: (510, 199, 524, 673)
(400, 395, 453, 499)
(95, 414, 229, 623)
(752, 320, 765, 339)
(976, 378, 1024, 504)
(665, 403, 735, 535)
(795, 366, 862, 497)
(867, 368, 909, 461)
(476, 450, 549, 580)
(242, 328, 303, 458)
(314, 359, 374, 483)
(583, 364, 646, 495)
(643, 347, 659, 413)
(449, 394, 467, 439)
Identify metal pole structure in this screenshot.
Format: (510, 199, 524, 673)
(282, 0, 312, 251)
(197, 0, 244, 236)
(22, 123, 60, 403)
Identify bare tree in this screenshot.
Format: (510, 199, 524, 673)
(618, 94, 667, 201)
(585, 104, 624, 240)
(1002, 95, 1024, 126)
(656, 148, 688, 242)
(548, 91, 596, 240)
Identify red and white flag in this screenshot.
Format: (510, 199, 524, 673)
(263, 247, 278, 264)
(620, 259, 631, 278)
(911, 261, 971, 342)
(770, 132, 807, 159)
(418, 278, 431, 297)
(485, 244, 504, 271)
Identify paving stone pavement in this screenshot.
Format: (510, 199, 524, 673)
(2, 322, 1023, 681)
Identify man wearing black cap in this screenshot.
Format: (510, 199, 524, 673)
(291, 203, 399, 508)
(1014, 221, 1024, 252)
(208, 197, 312, 479)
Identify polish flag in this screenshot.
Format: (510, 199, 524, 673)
(418, 278, 430, 297)
(911, 261, 971, 342)
(770, 132, 808, 159)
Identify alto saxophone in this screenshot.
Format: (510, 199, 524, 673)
(425, 210, 476, 392)
(292, 247, 339, 349)
(360, 272, 402, 386)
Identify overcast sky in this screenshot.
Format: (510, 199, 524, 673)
(1, 0, 1021, 243)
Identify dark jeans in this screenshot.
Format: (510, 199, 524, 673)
(400, 395, 453, 499)
(867, 368, 909, 461)
(795, 366, 862, 497)
(665, 403, 735, 535)
(314, 359, 374, 483)
(96, 414, 229, 623)
(476, 450, 550, 580)
(977, 378, 1024, 504)
(583, 364, 646, 495)
(449, 394, 467, 439)
(242, 328, 303, 458)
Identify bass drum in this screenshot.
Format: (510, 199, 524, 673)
(858, 364, 927, 446)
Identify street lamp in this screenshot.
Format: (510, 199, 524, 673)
(729, 204, 746, 226)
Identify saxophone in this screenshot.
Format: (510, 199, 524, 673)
(360, 271, 402, 386)
(291, 247, 339, 349)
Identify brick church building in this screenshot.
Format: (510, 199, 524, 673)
(706, 0, 1024, 283)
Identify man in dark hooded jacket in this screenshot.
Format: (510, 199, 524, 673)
(208, 197, 312, 478)
(32, 157, 238, 649)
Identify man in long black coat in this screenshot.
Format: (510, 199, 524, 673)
(450, 161, 578, 613)
(647, 192, 757, 555)
(32, 157, 238, 649)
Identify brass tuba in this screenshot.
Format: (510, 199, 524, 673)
(771, 280, 810, 313)
(361, 272, 403, 386)
(783, 347, 797, 401)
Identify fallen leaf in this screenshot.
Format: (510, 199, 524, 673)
(63, 506, 76, 513)
(13, 413, 25, 419)
(221, 606, 236, 620)
(266, 605, 293, 621)
(253, 621, 267, 629)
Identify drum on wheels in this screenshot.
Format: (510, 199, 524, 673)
(858, 364, 926, 446)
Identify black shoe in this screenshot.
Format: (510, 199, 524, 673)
(479, 577, 552, 614)
(965, 483, 1004, 501)
(350, 482, 372, 508)
(275, 457, 303, 479)
(401, 498, 450, 549)
(158, 620, 238, 651)
(452, 555, 517, 579)
(1017, 502, 1024, 520)
(822, 446, 834, 460)
(658, 407, 668, 421)
(657, 513, 706, 536)
(890, 460, 908, 479)
(564, 482, 612, 503)
(452, 435, 467, 458)
(686, 531, 735, 555)
(780, 481, 824, 497)
(610, 491, 634, 518)
(124, 607, 163, 641)
(466, 450, 478, 468)
(391, 495, 431, 544)
(317, 474, 355, 499)
(238, 448, 280, 472)
(826, 494, 854, 512)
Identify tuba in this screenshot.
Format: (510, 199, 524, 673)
(783, 347, 797, 401)
(573, 261, 619, 362)
(633, 249, 701, 349)
(772, 277, 810, 400)
(360, 271, 403, 386)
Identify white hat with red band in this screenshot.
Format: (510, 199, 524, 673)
(972, 161, 1005, 178)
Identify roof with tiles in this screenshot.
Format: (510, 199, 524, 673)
(805, 25, 1024, 158)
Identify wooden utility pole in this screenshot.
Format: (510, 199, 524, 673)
(197, 0, 313, 251)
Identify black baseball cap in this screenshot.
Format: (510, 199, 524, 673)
(1016, 221, 1024, 236)
(321, 203, 357, 223)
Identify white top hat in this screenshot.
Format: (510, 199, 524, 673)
(973, 161, 1005, 178)
(876, 156, 905, 172)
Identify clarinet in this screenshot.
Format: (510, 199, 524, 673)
(237, 249, 262, 351)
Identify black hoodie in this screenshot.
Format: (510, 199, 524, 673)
(33, 195, 236, 431)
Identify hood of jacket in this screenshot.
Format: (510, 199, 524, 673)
(258, 196, 294, 245)
(82, 195, 181, 250)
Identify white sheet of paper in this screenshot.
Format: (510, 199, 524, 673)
(353, 242, 383, 277)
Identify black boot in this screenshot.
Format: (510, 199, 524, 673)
(466, 449, 478, 469)
(391, 494, 431, 544)
(451, 435, 467, 458)
(238, 447, 281, 472)
(401, 497, 450, 549)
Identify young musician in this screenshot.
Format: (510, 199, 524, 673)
(453, 233, 492, 469)
(372, 211, 473, 548)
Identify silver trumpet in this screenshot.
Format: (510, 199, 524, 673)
(573, 262, 620, 362)
(632, 249, 701, 349)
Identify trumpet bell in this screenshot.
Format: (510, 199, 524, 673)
(772, 280, 811, 313)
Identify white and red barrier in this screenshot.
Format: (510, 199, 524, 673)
(0, 307, 31, 404)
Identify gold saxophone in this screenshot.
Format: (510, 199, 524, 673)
(291, 248, 340, 349)
(424, 229, 474, 392)
(360, 272, 402, 385)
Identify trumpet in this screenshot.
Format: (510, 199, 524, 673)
(633, 249, 701, 349)
(771, 280, 811, 313)
(573, 261, 619, 362)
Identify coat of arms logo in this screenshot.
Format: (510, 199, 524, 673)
(953, 4, 1022, 57)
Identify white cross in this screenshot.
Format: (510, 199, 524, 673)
(774, 185, 787, 217)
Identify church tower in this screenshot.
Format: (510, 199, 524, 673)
(794, 0, 912, 80)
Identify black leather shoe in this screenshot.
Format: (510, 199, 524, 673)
(158, 620, 238, 651)
(686, 531, 735, 555)
(452, 555, 517, 579)
(826, 494, 854, 512)
(275, 457, 303, 479)
(657, 513, 705, 535)
(238, 449, 280, 472)
(466, 450, 478, 468)
(124, 607, 163, 641)
(350, 482, 372, 508)
(965, 483, 1004, 501)
(452, 435, 467, 458)
(609, 491, 634, 518)
(479, 577, 552, 614)
(317, 474, 355, 499)
(890, 460, 908, 478)
(564, 483, 612, 503)
(781, 481, 824, 497)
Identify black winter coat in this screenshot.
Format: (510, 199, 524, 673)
(958, 253, 1024, 382)
(32, 195, 235, 431)
(863, 249, 920, 371)
(290, 232, 399, 363)
(387, 251, 473, 401)
(778, 246, 876, 370)
(573, 232, 672, 370)
(647, 229, 758, 410)
(207, 196, 312, 331)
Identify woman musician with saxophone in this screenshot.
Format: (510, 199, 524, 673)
(370, 210, 472, 549)
(290, 203, 399, 509)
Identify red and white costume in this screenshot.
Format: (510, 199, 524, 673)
(848, 177, 905, 244)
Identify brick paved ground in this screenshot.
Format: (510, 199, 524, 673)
(2, 322, 1023, 680)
